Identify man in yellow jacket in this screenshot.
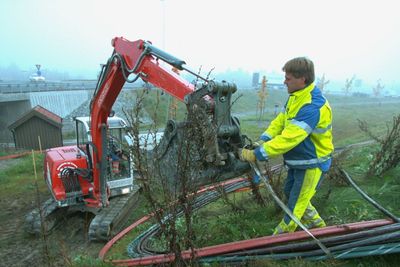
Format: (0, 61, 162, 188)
(240, 57, 334, 234)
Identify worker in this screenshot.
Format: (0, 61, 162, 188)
(239, 57, 334, 235)
(108, 132, 122, 173)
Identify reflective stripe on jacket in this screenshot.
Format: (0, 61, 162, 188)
(256, 83, 334, 170)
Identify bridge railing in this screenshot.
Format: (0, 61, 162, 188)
(0, 81, 143, 94)
(0, 82, 96, 94)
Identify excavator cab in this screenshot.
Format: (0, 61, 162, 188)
(75, 116, 135, 197)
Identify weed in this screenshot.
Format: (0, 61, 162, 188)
(72, 255, 112, 267)
(358, 114, 400, 176)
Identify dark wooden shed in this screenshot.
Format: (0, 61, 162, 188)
(8, 105, 63, 150)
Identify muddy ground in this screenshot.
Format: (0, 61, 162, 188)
(0, 158, 105, 267)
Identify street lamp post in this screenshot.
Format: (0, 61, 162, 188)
(160, 0, 172, 121)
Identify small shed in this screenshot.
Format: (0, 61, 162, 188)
(8, 105, 63, 150)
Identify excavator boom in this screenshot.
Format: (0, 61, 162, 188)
(27, 37, 250, 241)
(90, 38, 199, 207)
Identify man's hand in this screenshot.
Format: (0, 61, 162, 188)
(239, 148, 256, 163)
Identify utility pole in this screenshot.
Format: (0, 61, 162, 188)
(161, 0, 166, 50)
(160, 0, 172, 121)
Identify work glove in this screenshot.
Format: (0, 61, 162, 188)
(239, 148, 256, 163)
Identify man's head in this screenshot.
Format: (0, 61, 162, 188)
(282, 57, 315, 93)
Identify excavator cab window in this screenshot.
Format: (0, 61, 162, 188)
(107, 128, 130, 179)
(76, 119, 89, 152)
(108, 128, 122, 149)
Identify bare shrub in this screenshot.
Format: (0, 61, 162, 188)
(250, 162, 285, 211)
(264, 163, 286, 212)
(326, 150, 350, 187)
(219, 183, 247, 212)
(358, 114, 400, 176)
(124, 88, 207, 265)
(123, 76, 249, 265)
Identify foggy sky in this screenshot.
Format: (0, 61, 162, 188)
(1, 0, 399, 89)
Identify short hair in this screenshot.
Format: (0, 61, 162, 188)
(282, 57, 315, 85)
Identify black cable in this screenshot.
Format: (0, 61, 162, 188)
(223, 223, 400, 257)
(200, 242, 400, 263)
(340, 168, 400, 223)
(238, 228, 400, 261)
(127, 180, 250, 257)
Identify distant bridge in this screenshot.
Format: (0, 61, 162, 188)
(0, 80, 145, 143)
(0, 80, 141, 94)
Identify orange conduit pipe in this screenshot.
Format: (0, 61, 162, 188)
(0, 151, 35, 160)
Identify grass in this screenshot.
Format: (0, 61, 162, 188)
(1, 90, 400, 266)
(106, 143, 400, 266)
(330, 102, 399, 147)
(0, 152, 47, 200)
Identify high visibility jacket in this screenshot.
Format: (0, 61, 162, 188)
(254, 83, 333, 171)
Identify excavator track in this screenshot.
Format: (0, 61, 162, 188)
(88, 185, 140, 241)
(25, 198, 67, 235)
(25, 186, 140, 240)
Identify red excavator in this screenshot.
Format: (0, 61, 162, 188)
(26, 37, 250, 241)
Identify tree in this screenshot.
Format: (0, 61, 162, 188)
(342, 75, 356, 96)
(372, 79, 384, 97)
(317, 73, 330, 91)
(256, 75, 268, 122)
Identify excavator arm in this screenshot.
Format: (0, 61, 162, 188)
(89, 37, 249, 208)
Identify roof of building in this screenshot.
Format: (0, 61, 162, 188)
(8, 105, 62, 130)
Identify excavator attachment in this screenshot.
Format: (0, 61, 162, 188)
(140, 81, 251, 191)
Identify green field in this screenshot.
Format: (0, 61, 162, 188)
(1, 89, 399, 266)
